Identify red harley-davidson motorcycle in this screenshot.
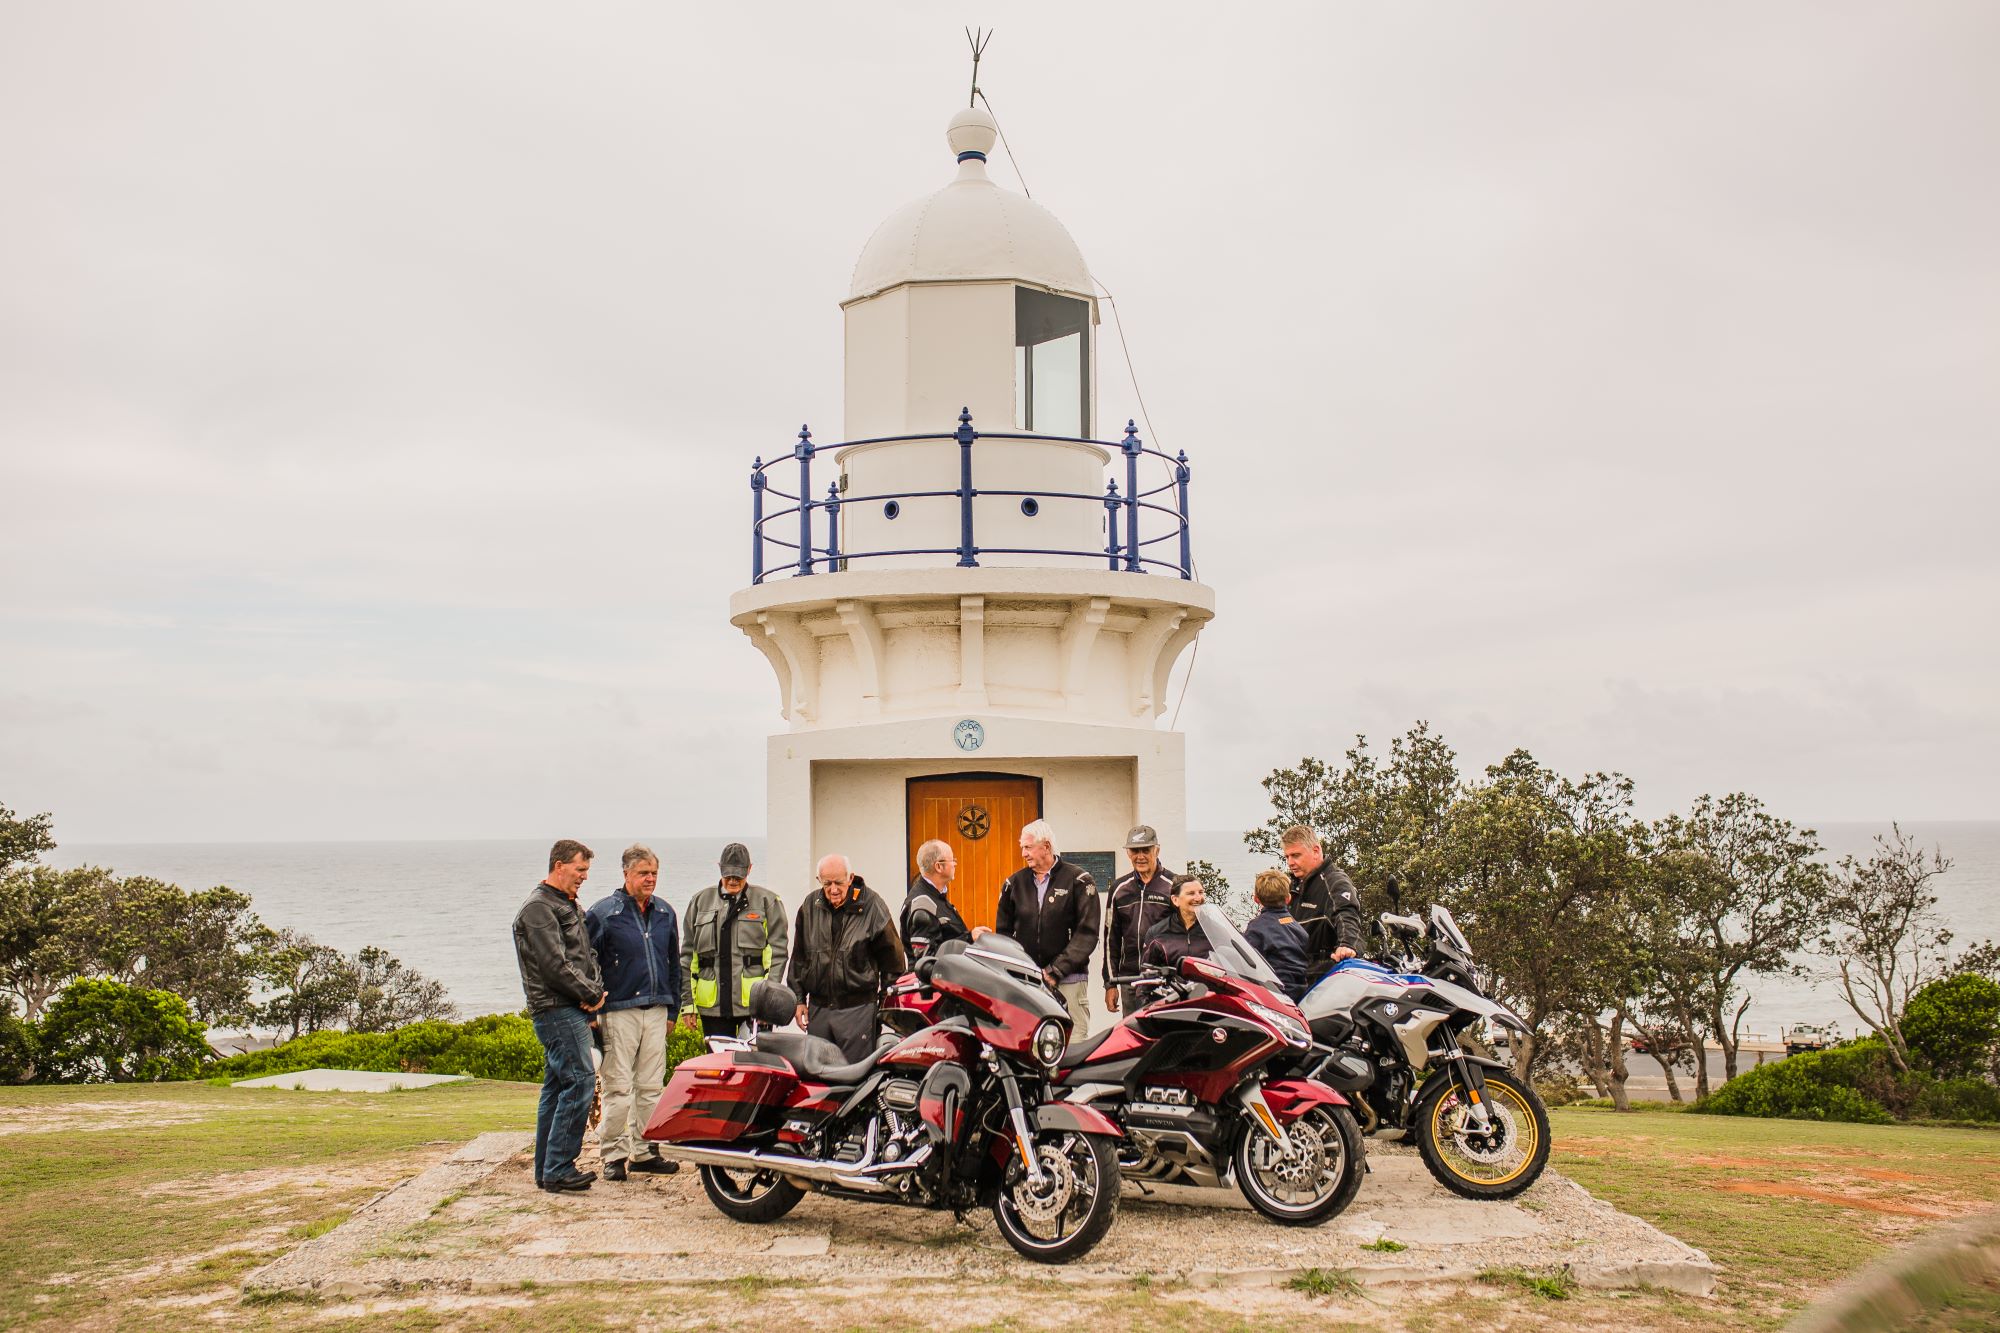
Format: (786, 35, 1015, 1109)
(886, 906, 1365, 1227)
(641, 934, 1124, 1263)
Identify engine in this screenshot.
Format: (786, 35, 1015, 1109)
(826, 1078, 931, 1195)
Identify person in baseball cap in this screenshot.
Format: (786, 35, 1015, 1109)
(1104, 823, 1178, 1014)
(676, 842, 788, 1042)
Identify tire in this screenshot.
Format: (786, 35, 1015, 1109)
(1412, 1068, 1551, 1200)
(1233, 1103, 1366, 1226)
(991, 1129, 1121, 1263)
(698, 1163, 806, 1223)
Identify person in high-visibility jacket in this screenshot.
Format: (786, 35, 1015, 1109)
(678, 841, 789, 1041)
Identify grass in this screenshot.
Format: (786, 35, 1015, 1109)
(1, 1081, 1997, 1330)
(1360, 1237, 1407, 1253)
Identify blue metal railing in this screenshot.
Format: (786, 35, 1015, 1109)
(749, 409, 1194, 583)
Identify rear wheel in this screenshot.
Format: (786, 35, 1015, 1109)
(698, 1163, 806, 1223)
(1412, 1068, 1550, 1199)
(1234, 1103, 1365, 1225)
(992, 1129, 1120, 1263)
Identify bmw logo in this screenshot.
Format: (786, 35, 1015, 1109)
(953, 718, 985, 752)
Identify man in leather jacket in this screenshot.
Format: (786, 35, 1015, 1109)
(1103, 823, 1177, 1015)
(1281, 823, 1364, 986)
(789, 855, 904, 1060)
(995, 819, 1100, 1029)
(512, 839, 606, 1192)
(901, 838, 978, 962)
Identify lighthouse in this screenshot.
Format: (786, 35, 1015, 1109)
(728, 104, 1215, 978)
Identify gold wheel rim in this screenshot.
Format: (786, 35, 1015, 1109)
(1430, 1079, 1538, 1187)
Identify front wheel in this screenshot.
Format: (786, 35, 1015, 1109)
(991, 1129, 1120, 1263)
(1412, 1068, 1551, 1200)
(1234, 1103, 1366, 1226)
(698, 1163, 805, 1223)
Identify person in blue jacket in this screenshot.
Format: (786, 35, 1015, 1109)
(1242, 869, 1314, 1001)
(585, 843, 682, 1181)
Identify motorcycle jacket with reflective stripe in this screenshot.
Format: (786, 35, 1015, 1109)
(679, 881, 789, 1018)
(1103, 866, 1178, 986)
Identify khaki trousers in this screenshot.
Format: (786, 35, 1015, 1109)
(597, 1005, 669, 1164)
(1058, 980, 1092, 1033)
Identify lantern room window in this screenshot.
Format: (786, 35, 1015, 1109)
(1014, 287, 1089, 437)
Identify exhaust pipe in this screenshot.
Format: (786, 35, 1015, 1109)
(656, 1133, 932, 1195)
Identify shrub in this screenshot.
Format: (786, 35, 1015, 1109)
(1695, 1041, 1897, 1124)
(1902, 974, 2000, 1081)
(1911, 1077, 2000, 1124)
(0, 1006, 38, 1083)
(37, 979, 209, 1083)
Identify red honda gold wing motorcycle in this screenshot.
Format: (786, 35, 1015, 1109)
(885, 906, 1364, 1226)
(1049, 904, 1365, 1226)
(643, 934, 1124, 1262)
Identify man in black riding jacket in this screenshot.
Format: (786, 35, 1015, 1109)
(789, 854, 904, 1061)
(995, 818, 1099, 1029)
(1103, 824, 1177, 1015)
(901, 838, 978, 961)
(1281, 823, 1364, 986)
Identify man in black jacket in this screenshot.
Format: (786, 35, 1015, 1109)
(789, 854, 904, 1061)
(512, 839, 607, 1193)
(1103, 824, 1177, 1016)
(995, 819, 1099, 1029)
(1281, 823, 1364, 986)
(901, 838, 978, 961)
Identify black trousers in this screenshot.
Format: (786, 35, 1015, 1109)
(806, 999, 880, 1062)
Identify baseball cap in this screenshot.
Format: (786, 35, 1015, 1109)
(718, 842, 752, 877)
(1124, 824, 1160, 851)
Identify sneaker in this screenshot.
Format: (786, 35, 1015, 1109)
(628, 1155, 680, 1175)
(603, 1158, 628, 1182)
(540, 1170, 596, 1192)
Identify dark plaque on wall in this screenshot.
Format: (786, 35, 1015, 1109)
(1067, 851, 1116, 893)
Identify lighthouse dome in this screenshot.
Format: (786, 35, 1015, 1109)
(847, 107, 1093, 303)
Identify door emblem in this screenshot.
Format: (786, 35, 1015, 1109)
(957, 805, 990, 840)
(953, 718, 985, 751)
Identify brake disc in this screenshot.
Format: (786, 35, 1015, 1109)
(1013, 1145, 1079, 1226)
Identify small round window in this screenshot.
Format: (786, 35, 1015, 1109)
(1019, 497, 1040, 517)
(883, 500, 901, 520)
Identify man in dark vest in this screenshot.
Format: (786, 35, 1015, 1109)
(995, 818, 1099, 1029)
(789, 853, 904, 1061)
(1281, 823, 1364, 986)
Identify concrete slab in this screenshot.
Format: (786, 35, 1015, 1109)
(246, 1134, 1716, 1300)
(231, 1069, 469, 1092)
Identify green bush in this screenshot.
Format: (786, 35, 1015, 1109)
(1902, 974, 2000, 1081)
(1695, 1041, 1898, 1124)
(0, 1006, 38, 1084)
(38, 979, 210, 1083)
(1911, 1077, 2000, 1124)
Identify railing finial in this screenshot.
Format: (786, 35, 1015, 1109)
(796, 425, 815, 460)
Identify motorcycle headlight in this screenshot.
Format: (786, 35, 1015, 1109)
(1032, 1018, 1067, 1068)
(1246, 1001, 1311, 1050)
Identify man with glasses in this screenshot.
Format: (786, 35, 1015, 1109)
(788, 853, 904, 1061)
(901, 838, 982, 962)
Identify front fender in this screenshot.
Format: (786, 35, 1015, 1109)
(1037, 1101, 1123, 1138)
(1262, 1077, 1351, 1125)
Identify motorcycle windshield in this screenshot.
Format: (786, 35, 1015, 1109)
(1195, 904, 1286, 992)
(1430, 903, 1472, 954)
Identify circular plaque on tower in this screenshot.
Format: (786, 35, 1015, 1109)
(953, 718, 985, 752)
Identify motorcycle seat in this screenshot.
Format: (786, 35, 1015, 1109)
(755, 1030, 889, 1085)
(1056, 1026, 1116, 1070)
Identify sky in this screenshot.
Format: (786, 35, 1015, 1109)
(2, 3, 1996, 843)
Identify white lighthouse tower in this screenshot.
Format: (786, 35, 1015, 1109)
(729, 104, 1215, 950)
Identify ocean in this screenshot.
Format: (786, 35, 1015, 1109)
(52, 822, 2000, 1039)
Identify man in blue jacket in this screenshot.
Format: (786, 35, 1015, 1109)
(586, 843, 682, 1182)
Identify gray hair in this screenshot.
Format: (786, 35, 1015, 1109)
(816, 852, 850, 880)
(621, 843, 659, 872)
(916, 839, 952, 876)
(1020, 819, 1055, 851)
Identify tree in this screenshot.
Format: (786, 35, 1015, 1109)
(1246, 721, 1461, 919)
(1819, 827, 1994, 1073)
(1901, 974, 2000, 1082)
(349, 946, 458, 1032)
(0, 864, 112, 1021)
(37, 978, 209, 1082)
(0, 802, 56, 877)
(1649, 794, 1830, 1084)
(129, 886, 270, 1025)
(255, 930, 358, 1040)
(0, 998, 37, 1084)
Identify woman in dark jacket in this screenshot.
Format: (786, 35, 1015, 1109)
(1141, 876, 1213, 970)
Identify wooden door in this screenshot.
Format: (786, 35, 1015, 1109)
(906, 774, 1043, 931)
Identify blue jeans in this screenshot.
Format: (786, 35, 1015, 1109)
(532, 1006, 596, 1184)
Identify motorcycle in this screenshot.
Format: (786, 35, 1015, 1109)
(1039, 905, 1366, 1226)
(642, 934, 1124, 1263)
(1295, 902, 1551, 1200)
